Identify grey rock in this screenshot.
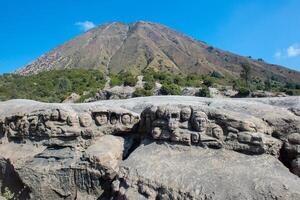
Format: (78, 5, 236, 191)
(291, 157, 300, 176)
(62, 93, 81, 103)
(115, 140, 300, 200)
(181, 87, 200, 96)
(0, 96, 300, 200)
(288, 133, 300, 145)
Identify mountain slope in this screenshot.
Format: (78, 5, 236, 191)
(17, 21, 300, 84)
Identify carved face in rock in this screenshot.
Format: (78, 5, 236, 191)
(192, 111, 208, 132)
(51, 110, 60, 121)
(110, 113, 119, 125)
(171, 130, 181, 142)
(156, 106, 166, 119)
(212, 126, 223, 139)
(67, 114, 79, 127)
(95, 112, 108, 126)
(121, 114, 131, 125)
(180, 107, 192, 122)
(79, 113, 93, 127)
(167, 111, 181, 131)
(191, 132, 200, 144)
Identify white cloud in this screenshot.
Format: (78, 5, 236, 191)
(75, 21, 96, 31)
(287, 44, 300, 58)
(274, 50, 282, 59)
(274, 44, 300, 59)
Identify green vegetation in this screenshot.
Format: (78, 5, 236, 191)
(109, 71, 138, 87)
(0, 66, 299, 102)
(133, 88, 153, 97)
(240, 62, 251, 85)
(2, 187, 14, 200)
(0, 69, 106, 102)
(207, 46, 214, 52)
(141, 68, 219, 88)
(160, 83, 181, 95)
(197, 86, 210, 97)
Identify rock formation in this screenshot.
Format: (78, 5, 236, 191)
(0, 96, 299, 199)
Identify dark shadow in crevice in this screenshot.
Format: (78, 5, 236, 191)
(0, 159, 31, 200)
(278, 143, 292, 171)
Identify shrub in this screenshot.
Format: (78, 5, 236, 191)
(109, 73, 123, 87)
(237, 87, 250, 97)
(207, 46, 214, 52)
(210, 71, 224, 79)
(203, 76, 215, 87)
(122, 72, 137, 87)
(173, 75, 186, 86)
(160, 83, 181, 95)
(133, 88, 153, 97)
(0, 69, 106, 103)
(144, 81, 155, 90)
(109, 71, 137, 87)
(185, 75, 203, 87)
(2, 187, 14, 199)
(197, 86, 210, 97)
(123, 75, 137, 86)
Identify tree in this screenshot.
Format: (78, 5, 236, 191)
(57, 77, 72, 93)
(240, 62, 251, 85)
(264, 78, 272, 91)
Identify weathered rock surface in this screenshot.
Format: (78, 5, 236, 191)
(62, 93, 81, 103)
(0, 96, 299, 199)
(115, 140, 300, 200)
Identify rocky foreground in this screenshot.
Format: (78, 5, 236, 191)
(0, 96, 300, 200)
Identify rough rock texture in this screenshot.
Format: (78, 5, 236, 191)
(0, 96, 299, 199)
(114, 140, 300, 200)
(85, 86, 136, 102)
(62, 93, 81, 103)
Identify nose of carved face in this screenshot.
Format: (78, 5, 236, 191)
(168, 120, 179, 131)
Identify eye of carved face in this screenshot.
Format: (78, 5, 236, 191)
(171, 113, 178, 118)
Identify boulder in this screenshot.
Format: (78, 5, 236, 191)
(115, 140, 300, 200)
(62, 93, 81, 103)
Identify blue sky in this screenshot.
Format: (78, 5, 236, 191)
(0, 0, 300, 74)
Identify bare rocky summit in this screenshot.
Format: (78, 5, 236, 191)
(0, 96, 299, 199)
(17, 21, 300, 84)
